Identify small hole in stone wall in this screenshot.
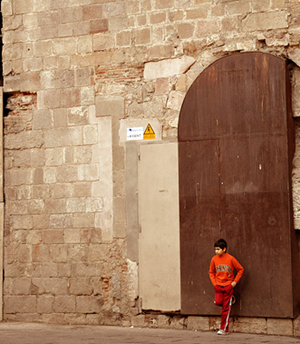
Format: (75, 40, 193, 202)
(3, 92, 13, 117)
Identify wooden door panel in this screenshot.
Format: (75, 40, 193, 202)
(179, 140, 220, 314)
(179, 52, 299, 317)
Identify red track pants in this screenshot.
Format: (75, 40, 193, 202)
(214, 284, 233, 332)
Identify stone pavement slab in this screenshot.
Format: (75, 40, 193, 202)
(0, 323, 299, 344)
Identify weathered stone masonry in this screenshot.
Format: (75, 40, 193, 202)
(1, 0, 300, 336)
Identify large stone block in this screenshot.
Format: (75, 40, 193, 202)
(294, 316, 300, 336)
(4, 295, 37, 313)
(81, 228, 101, 243)
(32, 185, 51, 199)
(40, 70, 75, 90)
(80, 86, 95, 106)
(88, 244, 105, 262)
(242, 11, 288, 31)
(5, 72, 40, 93)
(5, 131, 43, 150)
(90, 19, 109, 34)
(52, 37, 76, 56)
(31, 277, 68, 295)
(44, 199, 67, 214)
(49, 215, 73, 228)
(26, 230, 43, 245)
(37, 89, 60, 109)
(60, 7, 83, 23)
(14, 0, 34, 14)
(133, 28, 150, 45)
(116, 31, 131, 47)
(45, 148, 63, 166)
(33, 41, 53, 57)
(50, 183, 73, 198)
(6, 200, 28, 215)
(23, 58, 43, 72)
(44, 167, 57, 184)
(63, 147, 74, 164)
(11, 215, 33, 230)
(69, 278, 93, 295)
(73, 182, 92, 197)
(186, 5, 209, 19)
(31, 149, 46, 167)
(45, 128, 82, 148)
(37, 295, 54, 313)
(68, 244, 89, 262)
(96, 96, 124, 117)
(6, 169, 33, 186)
(71, 262, 100, 277)
(93, 32, 114, 51)
(197, 18, 219, 35)
(103, 2, 126, 17)
(33, 167, 44, 185)
(10, 278, 31, 295)
(61, 88, 82, 108)
(150, 12, 166, 24)
(155, 0, 174, 9)
(32, 245, 50, 262)
(53, 296, 76, 313)
(53, 108, 67, 128)
(83, 4, 103, 20)
(233, 317, 267, 334)
(251, 0, 270, 11)
(86, 197, 103, 212)
(77, 36, 93, 54)
(74, 146, 92, 164)
(75, 67, 92, 87)
(67, 107, 89, 126)
(78, 164, 100, 181)
(73, 213, 94, 228)
(64, 228, 81, 243)
(66, 198, 86, 213)
(27, 199, 45, 214)
(34, 262, 59, 277)
(186, 316, 210, 331)
(33, 214, 49, 229)
(49, 246, 68, 263)
(76, 296, 101, 313)
(177, 22, 195, 39)
(144, 55, 195, 79)
(267, 318, 293, 336)
(1, 0, 13, 15)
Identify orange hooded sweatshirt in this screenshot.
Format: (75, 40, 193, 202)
(209, 252, 244, 286)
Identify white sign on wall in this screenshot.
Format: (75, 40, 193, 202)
(127, 127, 143, 141)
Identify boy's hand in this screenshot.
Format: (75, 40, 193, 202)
(231, 281, 237, 288)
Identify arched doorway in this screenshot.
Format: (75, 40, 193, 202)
(178, 52, 300, 317)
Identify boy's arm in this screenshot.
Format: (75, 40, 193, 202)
(233, 257, 244, 284)
(208, 259, 216, 286)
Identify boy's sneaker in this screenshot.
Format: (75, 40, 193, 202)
(217, 329, 227, 335)
(230, 295, 236, 305)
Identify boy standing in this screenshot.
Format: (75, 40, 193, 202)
(209, 238, 244, 335)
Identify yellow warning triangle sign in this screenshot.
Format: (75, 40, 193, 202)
(143, 123, 155, 140)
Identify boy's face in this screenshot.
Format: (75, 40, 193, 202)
(215, 246, 226, 256)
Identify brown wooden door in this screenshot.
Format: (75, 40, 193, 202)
(179, 52, 300, 317)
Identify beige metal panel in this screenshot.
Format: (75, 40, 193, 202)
(0, 203, 3, 321)
(0, 88, 3, 203)
(138, 142, 180, 311)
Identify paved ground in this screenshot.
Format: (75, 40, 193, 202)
(0, 323, 299, 344)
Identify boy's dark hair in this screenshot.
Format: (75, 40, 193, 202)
(214, 238, 227, 250)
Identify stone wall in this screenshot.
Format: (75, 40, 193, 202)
(1, 0, 300, 334)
